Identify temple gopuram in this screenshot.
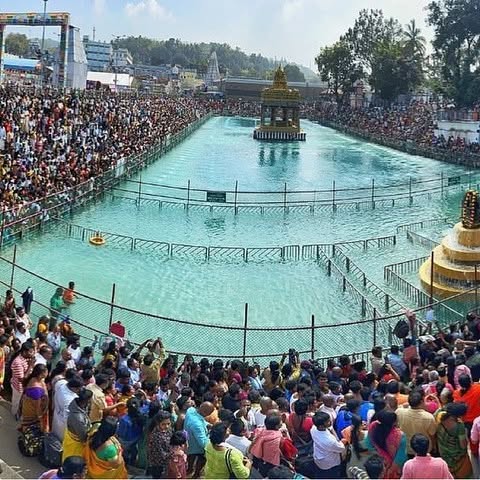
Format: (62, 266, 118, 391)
(253, 66, 306, 141)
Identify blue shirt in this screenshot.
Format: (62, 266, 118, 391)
(184, 407, 209, 455)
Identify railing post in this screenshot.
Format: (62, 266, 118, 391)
(137, 175, 142, 206)
(283, 182, 287, 212)
(234, 180, 238, 214)
(361, 297, 366, 316)
(363, 273, 367, 287)
(332, 244, 336, 257)
(373, 308, 377, 347)
(332, 180, 336, 211)
(345, 257, 350, 273)
(327, 259, 332, 276)
(371, 178, 375, 208)
(0, 214, 5, 249)
(242, 303, 248, 362)
(385, 294, 390, 312)
(108, 283, 116, 328)
(409, 176, 413, 204)
(310, 314, 315, 358)
(187, 179, 191, 209)
(342, 275, 346, 292)
(430, 251, 435, 304)
(9, 244, 17, 290)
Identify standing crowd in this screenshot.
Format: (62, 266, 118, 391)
(0, 288, 480, 479)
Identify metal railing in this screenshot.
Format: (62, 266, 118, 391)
(317, 120, 480, 167)
(1, 253, 475, 363)
(53, 218, 397, 264)
(333, 248, 406, 314)
(384, 258, 465, 324)
(406, 231, 441, 251)
(396, 217, 451, 233)
(0, 113, 214, 246)
(109, 169, 479, 214)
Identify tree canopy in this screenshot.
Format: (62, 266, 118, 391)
(427, 0, 480, 106)
(315, 41, 362, 104)
(283, 64, 305, 82)
(316, 8, 427, 104)
(115, 36, 275, 77)
(5, 33, 30, 57)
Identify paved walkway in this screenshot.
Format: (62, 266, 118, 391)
(0, 401, 44, 479)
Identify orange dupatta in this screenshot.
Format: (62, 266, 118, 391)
(84, 437, 128, 479)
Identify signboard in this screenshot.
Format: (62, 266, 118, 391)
(206, 191, 227, 203)
(447, 176, 461, 186)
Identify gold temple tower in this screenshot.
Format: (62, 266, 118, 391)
(420, 190, 480, 297)
(253, 66, 306, 141)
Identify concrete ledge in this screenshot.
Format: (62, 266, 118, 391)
(0, 459, 24, 479)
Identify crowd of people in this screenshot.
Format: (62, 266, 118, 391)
(0, 84, 220, 227)
(0, 288, 480, 479)
(312, 102, 480, 157)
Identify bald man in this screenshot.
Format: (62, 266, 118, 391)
(184, 401, 214, 478)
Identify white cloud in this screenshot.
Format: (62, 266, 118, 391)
(281, 0, 305, 23)
(93, 0, 106, 15)
(125, 0, 173, 20)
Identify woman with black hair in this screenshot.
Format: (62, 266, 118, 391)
(366, 410, 407, 479)
(84, 417, 127, 479)
(147, 410, 172, 478)
(435, 403, 473, 478)
(204, 422, 251, 479)
(341, 414, 370, 477)
(287, 398, 313, 447)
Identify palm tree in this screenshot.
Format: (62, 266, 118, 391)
(402, 19, 426, 59)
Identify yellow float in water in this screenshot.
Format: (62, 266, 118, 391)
(89, 232, 106, 246)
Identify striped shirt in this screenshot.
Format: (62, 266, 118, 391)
(11, 355, 29, 392)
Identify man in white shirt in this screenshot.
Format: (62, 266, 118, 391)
(317, 394, 337, 425)
(34, 345, 53, 367)
(225, 419, 251, 455)
(15, 322, 31, 345)
(52, 376, 83, 441)
(310, 411, 345, 478)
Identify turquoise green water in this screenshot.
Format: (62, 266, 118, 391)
(2, 117, 473, 358)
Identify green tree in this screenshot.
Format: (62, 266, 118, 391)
(283, 64, 305, 82)
(315, 40, 363, 105)
(5, 33, 29, 57)
(342, 9, 402, 71)
(427, 0, 480, 106)
(402, 19, 426, 59)
(369, 41, 423, 101)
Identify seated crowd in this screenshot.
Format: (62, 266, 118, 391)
(312, 102, 480, 157)
(0, 287, 480, 479)
(0, 84, 219, 225)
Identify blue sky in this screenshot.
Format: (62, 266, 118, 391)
(5, 0, 432, 66)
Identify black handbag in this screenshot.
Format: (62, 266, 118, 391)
(39, 432, 63, 468)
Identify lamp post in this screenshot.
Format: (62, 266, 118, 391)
(40, 0, 48, 85)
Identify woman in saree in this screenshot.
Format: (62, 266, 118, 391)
(84, 416, 127, 479)
(435, 403, 473, 479)
(62, 388, 93, 461)
(20, 364, 50, 433)
(366, 410, 407, 479)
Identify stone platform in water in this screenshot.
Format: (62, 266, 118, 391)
(253, 129, 306, 141)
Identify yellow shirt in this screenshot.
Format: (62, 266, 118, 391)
(395, 407, 437, 455)
(86, 383, 107, 423)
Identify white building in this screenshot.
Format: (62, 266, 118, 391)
(112, 48, 133, 69)
(82, 36, 112, 72)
